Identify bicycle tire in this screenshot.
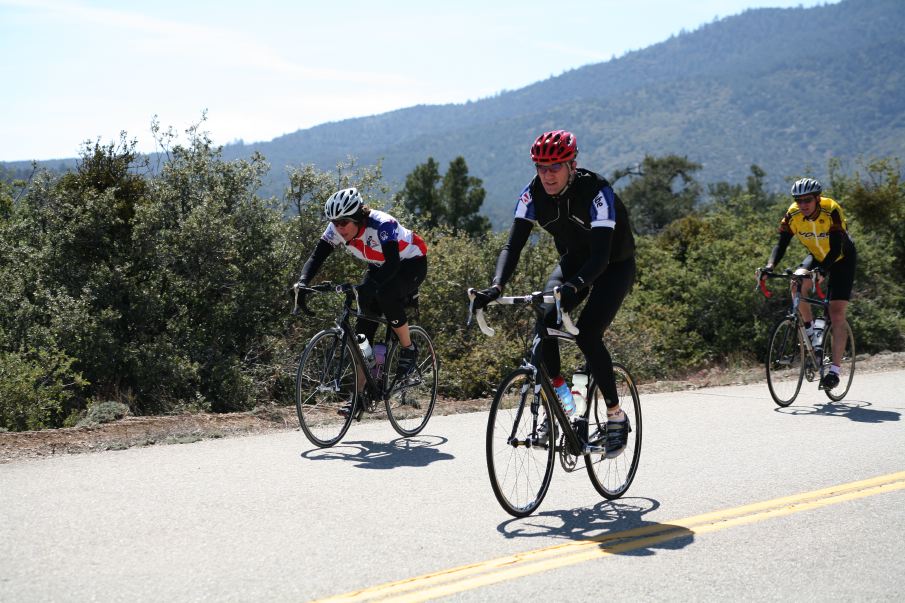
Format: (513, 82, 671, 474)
(486, 368, 555, 517)
(296, 328, 358, 448)
(385, 325, 438, 437)
(823, 321, 856, 401)
(766, 317, 805, 407)
(585, 362, 642, 500)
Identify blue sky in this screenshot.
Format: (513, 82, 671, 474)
(0, 0, 837, 161)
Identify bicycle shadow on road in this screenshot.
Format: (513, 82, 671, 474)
(496, 497, 694, 556)
(300, 435, 454, 470)
(777, 399, 901, 423)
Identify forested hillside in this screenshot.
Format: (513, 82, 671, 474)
(213, 0, 905, 224)
(2, 132, 903, 431)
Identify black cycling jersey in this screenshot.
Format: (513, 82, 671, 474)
(493, 169, 635, 289)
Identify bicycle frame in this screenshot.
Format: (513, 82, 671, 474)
(294, 282, 395, 401)
(468, 289, 601, 457)
(759, 269, 831, 381)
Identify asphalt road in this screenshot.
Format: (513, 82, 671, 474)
(2, 370, 904, 602)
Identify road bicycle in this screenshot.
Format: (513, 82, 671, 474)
(467, 287, 642, 517)
(757, 268, 855, 406)
(292, 282, 438, 447)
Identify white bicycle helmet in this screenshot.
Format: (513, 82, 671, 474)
(791, 177, 822, 197)
(324, 187, 363, 220)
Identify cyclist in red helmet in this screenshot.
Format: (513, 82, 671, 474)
(473, 129, 637, 457)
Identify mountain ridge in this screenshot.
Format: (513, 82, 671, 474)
(5, 0, 903, 225)
(223, 0, 905, 222)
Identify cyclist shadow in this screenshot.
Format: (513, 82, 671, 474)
(496, 497, 694, 556)
(300, 435, 454, 470)
(777, 399, 901, 423)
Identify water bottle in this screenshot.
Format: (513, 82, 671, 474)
(357, 334, 375, 369)
(552, 375, 576, 417)
(570, 371, 589, 416)
(812, 318, 826, 352)
(371, 343, 387, 378)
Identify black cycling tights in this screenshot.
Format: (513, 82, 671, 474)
(538, 257, 636, 408)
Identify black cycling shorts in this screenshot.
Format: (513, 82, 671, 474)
(356, 256, 427, 341)
(800, 251, 856, 301)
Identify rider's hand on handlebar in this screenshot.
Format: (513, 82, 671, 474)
(558, 282, 580, 309)
(756, 266, 773, 283)
(472, 285, 501, 311)
(755, 267, 772, 296)
(292, 281, 312, 316)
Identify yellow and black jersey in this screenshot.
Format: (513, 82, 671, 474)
(778, 196, 849, 262)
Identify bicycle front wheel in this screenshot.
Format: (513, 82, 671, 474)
(385, 326, 438, 437)
(486, 369, 555, 517)
(585, 363, 642, 500)
(296, 329, 358, 448)
(823, 321, 856, 401)
(766, 317, 805, 407)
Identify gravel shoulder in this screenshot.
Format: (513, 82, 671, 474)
(3, 352, 903, 463)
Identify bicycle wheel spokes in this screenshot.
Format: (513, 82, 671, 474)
(486, 369, 555, 517)
(766, 318, 805, 407)
(385, 326, 438, 437)
(296, 329, 358, 447)
(823, 322, 856, 402)
(585, 363, 642, 500)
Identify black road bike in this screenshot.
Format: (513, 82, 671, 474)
(293, 282, 438, 447)
(468, 287, 642, 517)
(757, 268, 856, 407)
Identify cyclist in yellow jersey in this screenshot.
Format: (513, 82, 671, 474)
(760, 177, 857, 390)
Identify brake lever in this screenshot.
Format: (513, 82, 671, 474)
(552, 286, 580, 335)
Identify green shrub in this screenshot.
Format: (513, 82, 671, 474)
(0, 348, 88, 431)
(2, 133, 902, 429)
(76, 400, 131, 427)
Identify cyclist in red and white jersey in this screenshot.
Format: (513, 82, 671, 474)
(297, 188, 428, 387)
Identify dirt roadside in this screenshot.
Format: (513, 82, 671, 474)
(3, 352, 903, 463)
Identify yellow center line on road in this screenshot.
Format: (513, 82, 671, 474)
(313, 470, 905, 603)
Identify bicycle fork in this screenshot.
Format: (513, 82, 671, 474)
(503, 380, 546, 450)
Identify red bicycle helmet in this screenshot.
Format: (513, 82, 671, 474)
(530, 130, 578, 163)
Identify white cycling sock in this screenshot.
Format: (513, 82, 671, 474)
(607, 408, 626, 422)
(831, 364, 841, 375)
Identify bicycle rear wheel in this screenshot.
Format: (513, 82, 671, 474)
(486, 368, 555, 517)
(766, 317, 805, 407)
(385, 326, 438, 437)
(822, 321, 856, 401)
(585, 363, 642, 500)
(296, 328, 358, 448)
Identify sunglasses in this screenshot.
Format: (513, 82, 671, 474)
(331, 218, 354, 227)
(793, 195, 816, 204)
(535, 162, 567, 175)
